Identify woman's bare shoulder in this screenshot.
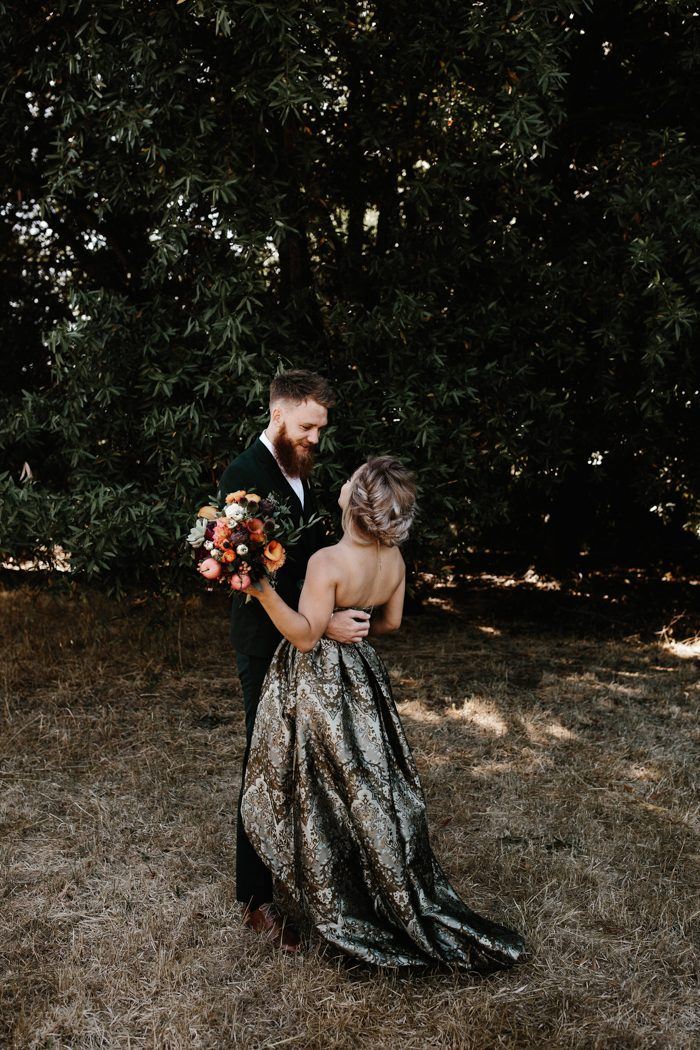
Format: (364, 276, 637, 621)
(307, 544, 344, 575)
(385, 544, 405, 571)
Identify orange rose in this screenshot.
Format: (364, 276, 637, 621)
(225, 490, 247, 503)
(198, 505, 219, 520)
(264, 540, 286, 564)
(222, 550, 235, 562)
(212, 522, 231, 546)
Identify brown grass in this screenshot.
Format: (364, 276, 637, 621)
(0, 581, 698, 1049)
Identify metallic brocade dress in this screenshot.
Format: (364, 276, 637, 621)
(240, 611, 525, 972)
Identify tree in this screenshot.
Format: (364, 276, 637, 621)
(0, 1, 697, 594)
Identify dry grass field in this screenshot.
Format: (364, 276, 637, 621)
(1, 575, 698, 1049)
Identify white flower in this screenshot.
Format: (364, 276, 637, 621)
(187, 523, 207, 547)
(236, 544, 248, 555)
(225, 503, 245, 521)
(204, 540, 214, 550)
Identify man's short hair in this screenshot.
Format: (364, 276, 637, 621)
(269, 370, 336, 409)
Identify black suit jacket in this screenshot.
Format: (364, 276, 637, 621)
(217, 438, 332, 657)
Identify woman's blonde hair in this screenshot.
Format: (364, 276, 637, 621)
(341, 456, 417, 547)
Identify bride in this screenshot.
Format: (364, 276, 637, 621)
(241, 455, 525, 971)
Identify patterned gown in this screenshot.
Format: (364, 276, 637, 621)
(240, 609, 525, 972)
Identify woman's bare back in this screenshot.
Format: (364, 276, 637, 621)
(331, 541, 404, 611)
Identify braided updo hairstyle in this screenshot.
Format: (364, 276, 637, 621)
(342, 456, 417, 547)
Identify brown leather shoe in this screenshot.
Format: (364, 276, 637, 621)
(242, 901, 301, 954)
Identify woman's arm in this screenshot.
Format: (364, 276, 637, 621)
(368, 566, 406, 636)
(249, 548, 338, 652)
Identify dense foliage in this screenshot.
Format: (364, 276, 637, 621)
(1, 0, 698, 592)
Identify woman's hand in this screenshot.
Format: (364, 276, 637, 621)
(245, 575, 273, 601)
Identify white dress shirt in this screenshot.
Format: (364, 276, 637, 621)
(260, 430, 304, 509)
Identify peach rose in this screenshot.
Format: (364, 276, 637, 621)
(198, 558, 221, 579)
(245, 493, 261, 504)
(198, 505, 219, 520)
(225, 490, 247, 503)
(230, 572, 252, 590)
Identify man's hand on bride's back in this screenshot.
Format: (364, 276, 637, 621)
(324, 609, 371, 644)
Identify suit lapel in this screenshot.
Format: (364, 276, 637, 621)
(301, 479, 317, 522)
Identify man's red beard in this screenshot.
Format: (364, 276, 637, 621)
(273, 423, 316, 481)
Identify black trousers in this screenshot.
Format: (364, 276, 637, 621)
(235, 650, 274, 910)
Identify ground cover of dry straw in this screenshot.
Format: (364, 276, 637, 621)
(1, 575, 698, 1049)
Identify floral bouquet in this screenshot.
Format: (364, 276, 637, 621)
(186, 488, 319, 595)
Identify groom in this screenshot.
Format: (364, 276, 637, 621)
(217, 369, 370, 952)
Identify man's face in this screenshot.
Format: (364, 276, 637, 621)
(271, 398, 328, 480)
(276, 398, 328, 449)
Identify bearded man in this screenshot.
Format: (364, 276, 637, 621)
(217, 370, 370, 952)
